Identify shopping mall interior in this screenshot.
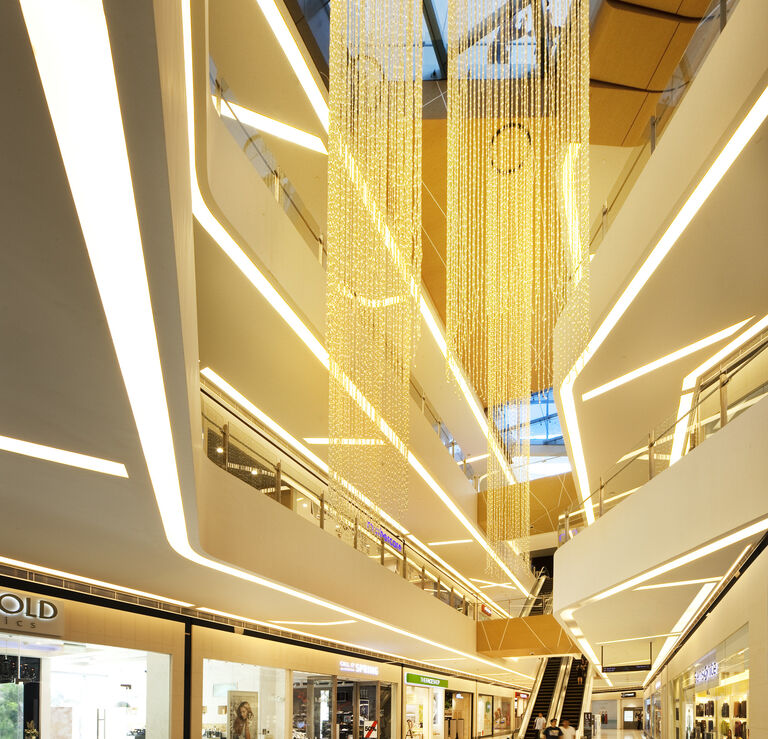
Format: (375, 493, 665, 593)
(0, 0, 766, 737)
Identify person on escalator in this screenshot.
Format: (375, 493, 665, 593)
(544, 720, 563, 739)
(561, 718, 577, 739)
(535, 714, 547, 737)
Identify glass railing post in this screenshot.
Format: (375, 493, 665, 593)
(274, 461, 281, 501)
(319, 493, 325, 530)
(598, 477, 604, 518)
(648, 431, 655, 480)
(420, 566, 426, 590)
(719, 372, 729, 428)
(402, 543, 408, 579)
(353, 516, 358, 549)
(379, 537, 385, 565)
(222, 423, 230, 469)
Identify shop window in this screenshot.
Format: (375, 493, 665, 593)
(494, 697, 512, 735)
(478, 694, 493, 737)
(0, 631, 170, 738)
(679, 625, 749, 739)
(202, 658, 286, 738)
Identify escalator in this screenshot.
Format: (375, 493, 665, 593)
(560, 657, 588, 730)
(524, 657, 562, 739)
(529, 576, 553, 615)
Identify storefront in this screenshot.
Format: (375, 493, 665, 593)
(674, 625, 749, 739)
(402, 670, 514, 739)
(0, 578, 518, 739)
(0, 585, 185, 737)
(193, 624, 401, 739)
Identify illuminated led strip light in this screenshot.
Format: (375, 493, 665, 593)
(21, 0, 526, 680)
(0, 434, 127, 477)
(250, 0, 328, 131)
(581, 319, 750, 402)
(560, 525, 762, 683)
(214, 96, 326, 154)
(645, 545, 749, 683)
(198, 606, 531, 686)
(0, 554, 192, 607)
(560, 84, 768, 524)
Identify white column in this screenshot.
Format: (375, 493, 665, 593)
(145, 653, 171, 737)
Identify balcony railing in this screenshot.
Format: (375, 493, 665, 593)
(558, 328, 768, 542)
(200, 379, 509, 620)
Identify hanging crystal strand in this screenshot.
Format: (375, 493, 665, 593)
(327, 0, 422, 528)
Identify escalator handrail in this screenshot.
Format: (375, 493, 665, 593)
(552, 657, 572, 724)
(518, 658, 555, 739)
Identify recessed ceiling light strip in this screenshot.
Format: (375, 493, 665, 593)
(0, 435, 128, 477)
(0, 554, 193, 608)
(581, 318, 751, 402)
(19, 0, 188, 550)
(215, 97, 327, 153)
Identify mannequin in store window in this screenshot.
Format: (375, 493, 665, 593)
(232, 701, 254, 739)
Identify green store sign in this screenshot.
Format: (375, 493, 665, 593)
(405, 673, 448, 688)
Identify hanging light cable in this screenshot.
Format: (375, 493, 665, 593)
(327, 0, 423, 523)
(446, 0, 590, 572)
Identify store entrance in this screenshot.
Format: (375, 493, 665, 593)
(336, 681, 380, 739)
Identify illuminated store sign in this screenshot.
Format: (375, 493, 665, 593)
(340, 660, 379, 676)
(695, 661, 718, 685)
(621, 692, 637, 698)
(406, 673, 448, 688)
(0, 591, 62, 635)
(365, 521, 403, 552)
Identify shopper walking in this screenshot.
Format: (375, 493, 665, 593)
(535, 713, 547, 738)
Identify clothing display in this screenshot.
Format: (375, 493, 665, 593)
(721, 704, 729, 718)
(720, 720, 729, 736)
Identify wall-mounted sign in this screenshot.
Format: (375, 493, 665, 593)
(405, 673, 448, 688)
(621, 692, 637, 698)
(365, 521, 403, 553)
(339, 660, 379, 677)
(0, 590, 63, 636)
(694, 661, 718, 685)
(480, 604, 493, 617)
(603, 664, 651, 673)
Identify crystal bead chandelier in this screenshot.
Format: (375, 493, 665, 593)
(446, 0, 590, 568)
(326, 0, 422, 523)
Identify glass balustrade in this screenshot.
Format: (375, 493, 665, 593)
(200, 383, 493, 620)
(558, 331, 768, 542)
